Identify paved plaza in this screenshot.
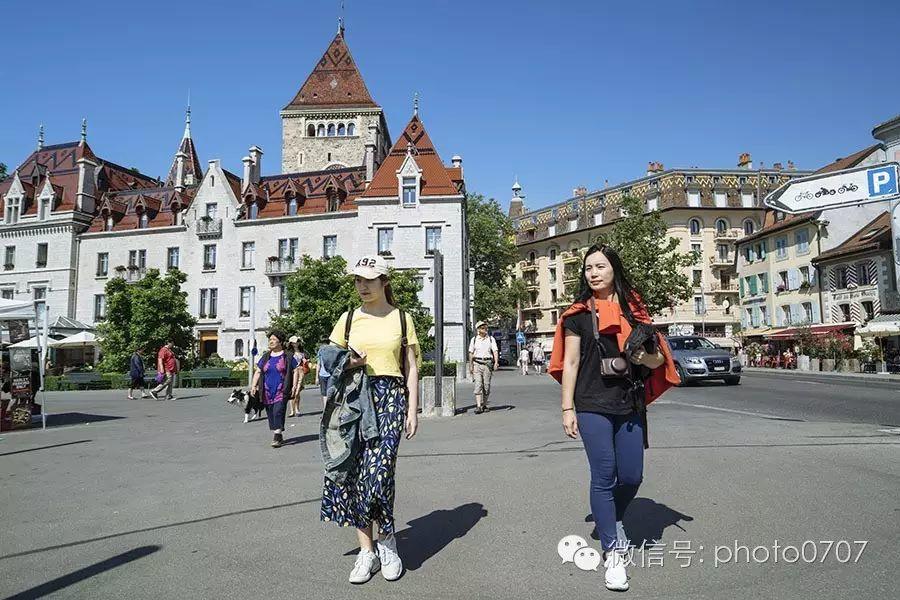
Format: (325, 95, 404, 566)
(1, 371, 898, 599)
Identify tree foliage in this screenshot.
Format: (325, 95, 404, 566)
(270, 256, 434, 354)
(467, 193, 526, 323)
(593, 195, 698, 316)
(97, 269, 197, 372)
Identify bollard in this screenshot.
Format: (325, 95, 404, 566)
(440, 376, 456, 417)
(421, 376, 436, 417)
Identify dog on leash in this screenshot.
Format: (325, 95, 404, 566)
(227, 388, 264, 423)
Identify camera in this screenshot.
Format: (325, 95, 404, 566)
(600, 356, 630, 378)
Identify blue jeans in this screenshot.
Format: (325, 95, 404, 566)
(578, 411, 644, 551)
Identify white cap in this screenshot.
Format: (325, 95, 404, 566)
(350, 255, 389, 279)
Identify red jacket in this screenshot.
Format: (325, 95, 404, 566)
(548, 297, 680, 405)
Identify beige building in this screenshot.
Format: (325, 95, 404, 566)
(511, 157, 809, 348)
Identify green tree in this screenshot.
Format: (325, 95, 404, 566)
(270, 256, 434, 354)
(467, 193, 526, 323)
(0, 163, 8, 182)
(97, 269, 197, 372)
(592, 195, 697, 316)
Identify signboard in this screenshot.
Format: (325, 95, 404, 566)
(7, 320, 29, 345)
(764, 162, 900, 214)
(893, 199, 900, 266)
(8, 348, 32, 402)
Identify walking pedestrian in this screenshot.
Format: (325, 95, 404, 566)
(250, 330, 301, 448)
(320, 255, 420, 584)
(548, 244, 679, 592)
(531, 343, 545, 375)
(286, 336, 309, 418)
(518, 345, 530, 375)
(468, 321, 498, 414)
(148, 341, 178, 400)
(316, 337, 332, 407)
(127, 347, 148, 400)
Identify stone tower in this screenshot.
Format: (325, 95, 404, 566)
(280, 26, 391, 174)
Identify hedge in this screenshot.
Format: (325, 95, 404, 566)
(419, 361, 458, 377)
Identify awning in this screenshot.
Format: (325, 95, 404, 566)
(50, 331, 99, 348)
(765, 323, 855, 340)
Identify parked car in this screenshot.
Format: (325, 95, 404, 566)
(667, 336, 741, 386)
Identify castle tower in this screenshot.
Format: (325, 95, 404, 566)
(164, 105, 203, 189)
(280, 27, 391, 173)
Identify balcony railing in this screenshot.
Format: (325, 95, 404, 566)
(709, 255, 734, 268)
(714, 229, 742, 241)
(120, 267, 147, 283)
(562, 252, 581, 265)
(710, 282, 739, 293)
(265, 257, 298, 276)
(196, 218, 223, 239)
(520, 261, 538, 273)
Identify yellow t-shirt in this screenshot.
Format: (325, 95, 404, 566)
(330, 308, 421, 377)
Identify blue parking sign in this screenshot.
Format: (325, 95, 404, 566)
(867, 165, 898, 197)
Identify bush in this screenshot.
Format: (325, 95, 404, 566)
(420, 361, 458, 377)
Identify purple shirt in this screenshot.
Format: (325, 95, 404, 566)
(257, 352, 299, 405)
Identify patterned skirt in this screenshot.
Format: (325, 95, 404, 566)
(320, 376, 407, 535)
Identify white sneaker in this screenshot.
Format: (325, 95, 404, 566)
(376, 534, 403, 581)
(604, 550, 629, 591)
(349, 549, 380, 584)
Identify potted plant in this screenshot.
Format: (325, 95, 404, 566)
(799, 280, 812, 291)
(114, 265, 127, 272)
(203, 262, 215, 270)
(3, 263, 13, 270)
(199, 215, 212, 222)
(776, 283, 787, 293)
(267, 256, 279, 263)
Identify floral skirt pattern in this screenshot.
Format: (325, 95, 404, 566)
(320, 376, 407, 535)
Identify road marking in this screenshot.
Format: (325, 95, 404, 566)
(662, 400, 797, 421)
(877, 428, 900, 435)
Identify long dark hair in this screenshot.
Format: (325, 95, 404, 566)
(576, 244, 642, 324)
(378, 274, 396, 306)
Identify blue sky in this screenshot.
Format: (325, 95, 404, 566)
(2, 0, 898, 211)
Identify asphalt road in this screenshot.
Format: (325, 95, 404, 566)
(0, 371, 897, 599)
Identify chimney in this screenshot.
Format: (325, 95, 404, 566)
(365, 123, 378, 182)
(573, 186, 588, 198)
(451, 155, 463, 173)
(787, 160, 795, 171)
(248, 146, 263, 182)
(773, 162, 783, 171)
(738, 152, 753, 170)
(174, 151, 187, 192)
(76, 155, 99, 213)
(646, 161, 664, 175)
(241, 156, 253, 191)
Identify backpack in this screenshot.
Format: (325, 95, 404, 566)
(344, 307, 409, 395)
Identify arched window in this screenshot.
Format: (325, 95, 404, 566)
(743, 219, 755, 235)
(327, 124, 336, 137)
(287, 198, 297, 216)
(317, 124, 325, 137)
(234, 339, 244, 357)
(716, 218, 728, 234)
(307, 124, 316, 137)
(347, 123, 355, 136)
(528, 251, 536, 263)
(689, 218, 701, 236)
(337, 123, 346, 136)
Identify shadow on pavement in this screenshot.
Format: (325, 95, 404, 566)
(586, 498, 694, 546)
(456, 403, 516, 415)
(47, 413, 124, 428)
(344, 502, 489, 571)
(0, 439, 92, 457)
(283, 434, 318, 446)
(4, 545, 161, 600)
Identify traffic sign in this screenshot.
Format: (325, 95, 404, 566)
(516, 331, 526, 345)
(764, 162, 900, 214)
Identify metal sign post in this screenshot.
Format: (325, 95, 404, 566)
(433, 251, 444, 407)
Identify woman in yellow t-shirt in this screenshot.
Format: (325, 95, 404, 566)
(321, 255, 420, 584)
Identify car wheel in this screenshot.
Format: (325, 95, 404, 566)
(675, 364, 688, 387)
(725, 376, 741, 386)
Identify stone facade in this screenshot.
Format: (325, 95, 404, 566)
(281, 109, 390, 173)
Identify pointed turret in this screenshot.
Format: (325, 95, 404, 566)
(165, 106, 202, 188)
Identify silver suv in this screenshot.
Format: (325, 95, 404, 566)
(667, 336, 741, 386)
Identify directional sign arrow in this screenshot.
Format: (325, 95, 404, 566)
(764, 162, 900, 215)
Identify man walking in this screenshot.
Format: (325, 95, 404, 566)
(149, 340, 178, 401)
(468, 321, 498, 414)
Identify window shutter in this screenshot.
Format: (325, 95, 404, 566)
(790, 304, 802, 324)
(812, 302, 821, 324)
(741, 310, 748, 329)
(740, 277, 745, 298)
(846, 263, 858, 287)
(775, 307, 783, 327)
(749, 277, 758, 295)
(788, 268, 799, 290)
(810, 266, 818, 288)
(761, 273, 769, 293)
(828, 267, 837, 292)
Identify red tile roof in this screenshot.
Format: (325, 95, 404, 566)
(362, 114, 461, 199)
(164, 135, 203, 188)
(239, 166, 367, 219)
(813, 144, 881, 175)
(88, 187, 196, 232)
(283, 31, 378, 111)
(812, 212, 892, 263)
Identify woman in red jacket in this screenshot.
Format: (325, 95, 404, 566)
(549, 244, 679, 592)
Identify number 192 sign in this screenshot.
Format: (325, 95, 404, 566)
(764, 162, 899, 214)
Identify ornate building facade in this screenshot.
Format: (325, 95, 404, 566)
(511, 158, 811, 349)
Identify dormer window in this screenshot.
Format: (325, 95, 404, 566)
(248, 202, 259, 220)
(104, 215, 114, 231)
(4, 196, 21, 224)
(138, 212, 149, 229)
(39, 196, 51, 220)
(172, 205, 183, 226)
(287, 197, 298, 216)
(402, 177, 417, 207)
